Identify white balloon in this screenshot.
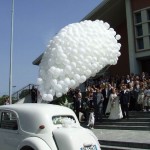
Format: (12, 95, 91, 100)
(42, 94, 47, 100)
(63, 59, 70, 65)
(86, 70, 92, 76)
(64, 78, 71, 86)
(56, 92, 62, 98)
(117, 51, 121, 57)
(37, 78, 43, 85)
(70, 79, 76, 86)
(74, 74, 80, 81)
(49, 89, 55, 96)
(51, 79, 57, 86)
(64, 65, 72, 74)
(62, 87, 69, 94)
(80, 75, 86, 83)
(56, 84, 62, 91)
(104, 22, 110, 29)
(58, 80, 65, 86)
(115, 34, 121, 40)
(47, 94, 53, 101)
(70, 62, 76, 68)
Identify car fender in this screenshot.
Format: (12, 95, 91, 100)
(18, 137, 52, 150)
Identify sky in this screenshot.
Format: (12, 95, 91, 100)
(0, 0, 102, 96)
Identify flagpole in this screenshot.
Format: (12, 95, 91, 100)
(9, 0, 14, 104)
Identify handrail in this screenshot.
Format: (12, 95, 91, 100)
(12, 84, 38, 103)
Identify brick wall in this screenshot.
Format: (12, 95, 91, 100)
(131, 0, 150, 11)
(109, 21, 130, 76)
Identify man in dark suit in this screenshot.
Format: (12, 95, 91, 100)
(119, 84, 130, 119)
(30, 85, 37, 103)
(102, 83, 112, 115)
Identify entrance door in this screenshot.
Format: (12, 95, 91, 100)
(141, 59, 150, 73)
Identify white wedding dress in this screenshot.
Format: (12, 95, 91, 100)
(105, 93, 123, 120)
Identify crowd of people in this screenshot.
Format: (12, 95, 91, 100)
(70, 72, 150, 127)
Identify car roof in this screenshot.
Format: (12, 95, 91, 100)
(0, 103, 74, 116)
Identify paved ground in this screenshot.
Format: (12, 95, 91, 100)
(92, 128, 150, 144)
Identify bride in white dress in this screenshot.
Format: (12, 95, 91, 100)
(105, 88, 123, 120)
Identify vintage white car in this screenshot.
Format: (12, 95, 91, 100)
(0, 103, 101, 150)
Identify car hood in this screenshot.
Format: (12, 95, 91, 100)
(53, 127, 100, 150)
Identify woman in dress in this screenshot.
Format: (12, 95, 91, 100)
(105, 88, 123, 120)
(144, 86, 150, 111)
(96, 88, 104, 121)
(137, 83, 145, 111)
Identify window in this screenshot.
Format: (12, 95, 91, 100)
(137, 38, 144, 50)
(134, 8, 150, 51)
(52, 115, 75, 125)
(0, 111, 18, 130)
(147, 9, 150, 20)
(135, 12, 142, 23)
(136, 25, 143, 36)
(148, 23, 150, 34)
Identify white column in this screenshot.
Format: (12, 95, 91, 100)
(125, 0, 140, 74)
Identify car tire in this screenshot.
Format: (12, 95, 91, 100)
(20, 146, 34, 150)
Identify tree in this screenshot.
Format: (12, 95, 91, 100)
(0, 95, 8, 105)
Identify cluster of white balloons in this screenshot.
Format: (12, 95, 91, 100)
(37, 20, 121, 101)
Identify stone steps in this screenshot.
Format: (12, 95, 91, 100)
(95, 124, 150, 130)
(101, 145, 149, 150)
(99, 140, 150, 150)
(91, 111, 150, 149)
(94, 111, 150, 130)
(101, 118, 150, 122)
(95, 119, 150, 130)
(96, 121, 150, 126)
(128, 111, 150, 117)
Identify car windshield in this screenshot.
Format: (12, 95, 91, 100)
(52, 115, 76, 125)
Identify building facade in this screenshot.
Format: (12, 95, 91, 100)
(33, 0, 150, 76)
(82, 0, 150, 76)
